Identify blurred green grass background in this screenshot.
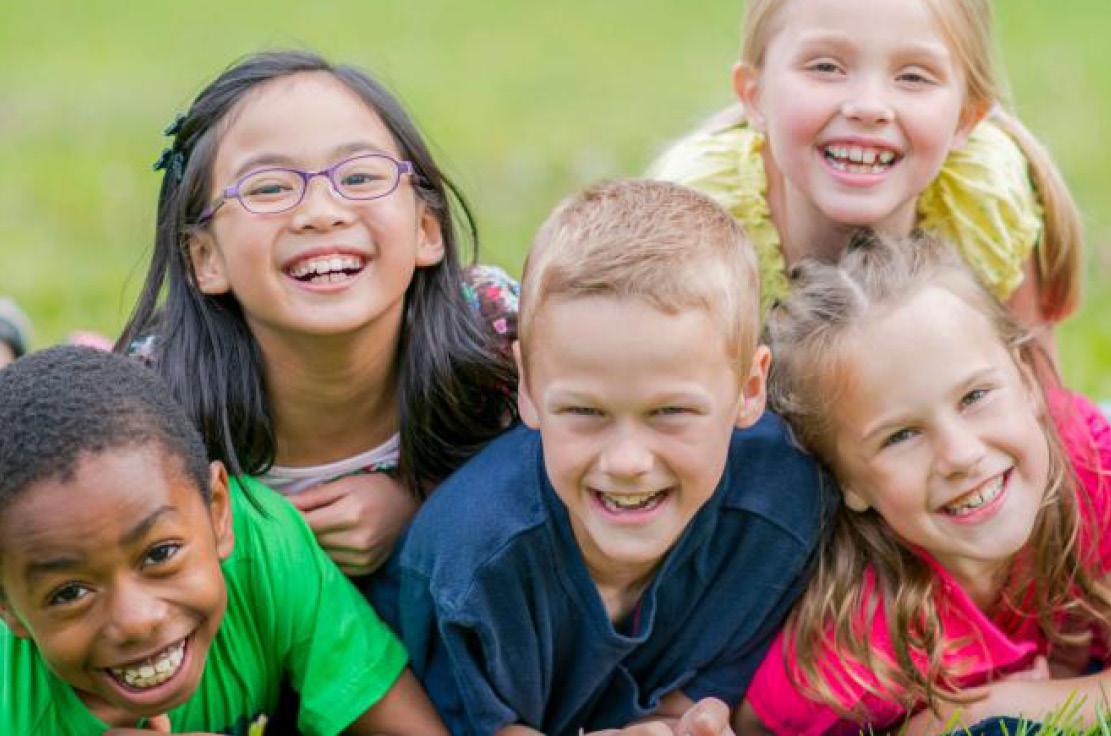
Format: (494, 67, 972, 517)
(1, 1, 1107, 395)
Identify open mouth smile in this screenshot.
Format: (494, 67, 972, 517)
(941, 469, 1011, 518)
(821, 143, 900, 175)
(285, 253, 366, 285)
(105, 635, 189, 691)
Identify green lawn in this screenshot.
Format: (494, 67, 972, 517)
(0, 1, 1107, 395)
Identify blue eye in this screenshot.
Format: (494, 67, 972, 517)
(961, 388, 989, 408)
(48, 583, 89, 607)
(882, 428, 917, 448)
(808, 61, 843, 75)
(653, 406, 692, 417)
(565, 407, 602, 417)
(143, 542, 182, 567)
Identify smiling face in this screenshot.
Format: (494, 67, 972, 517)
(517, 296, 769, 584)
(189, 71, 444, 345)
(736, 0, 977, 234)
(829, 286, 1049, 585)
(0, 444, 233, 727)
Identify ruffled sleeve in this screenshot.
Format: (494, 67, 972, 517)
(917, 118, 1042, 300)
(650, 125, 789, 312)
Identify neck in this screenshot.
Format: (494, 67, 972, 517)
(251, 308, 403, 467)
(762, 145, 917, 266)
(581, 552, 659, 623)
(944, 556, 1011, 611)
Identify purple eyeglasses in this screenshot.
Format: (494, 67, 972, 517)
(197, 153, 415, 223)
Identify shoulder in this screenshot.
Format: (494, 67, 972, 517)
(650, 122, 766, 214)
(401, 425, 551, 585)
(463, 263, 519, 346)
(719, 412, 831, 545)
(918, 117, 1042, 300)
(224, 477, 320, 574)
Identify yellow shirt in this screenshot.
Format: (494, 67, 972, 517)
(649, 118, 1042, 312)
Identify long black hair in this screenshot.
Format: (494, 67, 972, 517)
(118, 50, 516, 497)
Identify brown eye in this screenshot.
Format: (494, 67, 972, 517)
(49, 583, 89, 606)
(143, 542, 182, 567)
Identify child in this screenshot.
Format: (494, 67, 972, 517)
(118, 50, 518, 575)
(739, 233, 1111, 734)
(0, 347, 448, 734)
(375, 180, 830, 735)
(651, 0, 1082, 355)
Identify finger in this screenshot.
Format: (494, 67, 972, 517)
(301, 496, 359, 535)
(147, 714, 172, 732)
(680, 698, 732, 736)
(321, 546, 389, 575)
(288, 480, 351, 512)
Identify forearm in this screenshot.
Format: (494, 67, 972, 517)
(344, 669, 449, 735)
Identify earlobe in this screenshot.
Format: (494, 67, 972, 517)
(188, 231, 231, 295)
(735, 345, 771, 429)
(206, 462, 235, 561)
(415, 205, 445, 268)
(0, 596, 30, 639)
(513, 341, 541, 429)
(842, 487, 871, 513)
(732, 62, 765, 131)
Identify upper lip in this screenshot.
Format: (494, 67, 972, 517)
(936, 468, 1009, 510)
(281, 245, 370, 272)
(101, 632, 190, 670)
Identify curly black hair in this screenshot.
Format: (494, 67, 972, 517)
(0, 346, 210, 509)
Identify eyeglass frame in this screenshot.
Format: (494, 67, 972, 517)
(196, 152, 416, 224)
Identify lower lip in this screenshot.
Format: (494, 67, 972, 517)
(591, 489, 670, 524)
(941, 470, 1011, 526)
(817, 148, 896, 187)
(100, 634, 195, 710)
(284, 266, 367, 293)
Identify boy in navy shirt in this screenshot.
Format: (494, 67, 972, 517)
(377, 180, 829, 735)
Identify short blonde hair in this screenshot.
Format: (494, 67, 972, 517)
(519, 179, 760, 369)
(738, 0, 1082, 319)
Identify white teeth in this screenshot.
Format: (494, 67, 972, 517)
(848, 146, 864, 162)
(861, 149, 876, 164)
(599, 490, 666, 512)
(109, 639, 186, 690)
(878, 150, 895, 164)
(288, 254, 365, 279)
(824, 144, 897, 172)
(944, 475, 1005, 517)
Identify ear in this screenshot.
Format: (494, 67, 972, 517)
(188, 230, 231, 295)
(206, 462, 235, 561)
(735, 344, 772, 429)
(842, 486, 872, 513)
(513, 341, 541, 429)
(415, 203, 445, 268)
(732, 62, 766, 132)
(952, 100, 989, 150)
(0, 592, 30, 639)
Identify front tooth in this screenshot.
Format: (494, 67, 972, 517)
(329, 257, 343, 272)
(862, 149, 877, 164)
(879, 150, 895, 164)
(849, 146, 864, 162)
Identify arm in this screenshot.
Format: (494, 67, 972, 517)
(345, 668, 448, 735)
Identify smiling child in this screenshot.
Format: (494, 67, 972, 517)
(373, 180, 829, 735)
(0, 347, 446, 735)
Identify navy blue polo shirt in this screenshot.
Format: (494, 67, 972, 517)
(372, 412, 831, 736)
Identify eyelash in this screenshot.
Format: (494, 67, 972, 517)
(48, 583, 90, 607)
(143, 542, 183, 567)
(961, 388, 990, 408)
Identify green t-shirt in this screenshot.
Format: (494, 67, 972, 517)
(0, 476, 407, 735)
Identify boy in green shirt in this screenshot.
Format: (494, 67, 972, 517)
(0, 347, 447, 735)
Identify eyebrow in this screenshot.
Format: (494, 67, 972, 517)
(794, 31, 950, 61)
(230, 141, 395, 180)
(23, 505, 178, 585)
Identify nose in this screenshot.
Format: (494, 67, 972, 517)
(932, 416, 986, 478)
(598, 426, 654, 480)
(840, 75, 894, 126)
(105, 578, 169, 644)
(290, 174, 355, 231)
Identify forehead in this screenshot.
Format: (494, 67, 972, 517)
(0, 445, 208, 574)
(767, 0, 951, 56)
(527, 296, 737, 388)
(213, 71, 400, 177)
(836, 287, 1012, 420)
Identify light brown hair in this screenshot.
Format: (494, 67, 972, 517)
(519, 179, 760, 369)
(765, 231, 1110, 715)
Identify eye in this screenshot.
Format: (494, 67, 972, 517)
(960, 388, 990, 408)
(341, 172, 385, 186)
(652, 406, 694, 417)
(897, 68, 937, 86)
(563, 406, 603, 417)
(142, 542, 182, 568)
(881, 427, 918, 449)
(48, 583, 90, 607)
(807, 60, 843, 75)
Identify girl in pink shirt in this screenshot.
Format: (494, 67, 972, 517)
(741, 232, 1111, 734)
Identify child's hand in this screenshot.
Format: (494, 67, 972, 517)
(289, 472, 418, 576)
(102, 713, 220, 734)
(675, 697, 735, 736)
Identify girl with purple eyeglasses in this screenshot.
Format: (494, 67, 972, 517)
(119, 50, 518, 577)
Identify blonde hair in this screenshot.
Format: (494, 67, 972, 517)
(519, 179, 760, 368)
(728, 0, 1083, 319)
(765, 231, 1111, 716)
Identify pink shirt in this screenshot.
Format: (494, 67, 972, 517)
(746, 390, 1111, 735)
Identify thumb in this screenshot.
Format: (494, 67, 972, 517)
(147, 714, 172, 732)
(287, 480, 349, 512)
(679, 698, 733, 736)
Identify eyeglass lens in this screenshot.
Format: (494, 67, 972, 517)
(237, 155, 402, 214)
